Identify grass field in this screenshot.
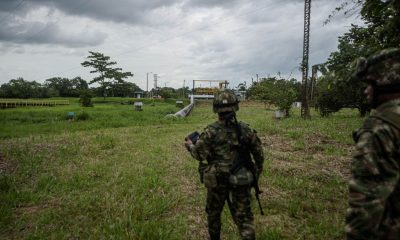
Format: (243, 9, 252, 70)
(0, 98, 363, 239)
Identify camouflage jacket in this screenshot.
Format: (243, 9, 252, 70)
(346, 99, 400, 240)
(189, 120, 264, 173)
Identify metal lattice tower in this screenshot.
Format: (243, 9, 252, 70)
(153, 74, 158, 89)
(301, 0, 311, 119)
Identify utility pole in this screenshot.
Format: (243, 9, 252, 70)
(310, 64, 320, 102)
(183, 79, 185, 98)
(301, 0, 311, 119)
(153, 74, 159, 97)
(146, 72, 152, 98)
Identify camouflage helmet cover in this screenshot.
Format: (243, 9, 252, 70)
(213, 89, 239, 113)
(355, 48, 400, 87)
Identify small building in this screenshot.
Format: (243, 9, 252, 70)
(176, 100, 184, 108)
(134, 91, 144, 99)
(292, 102, 302, 108)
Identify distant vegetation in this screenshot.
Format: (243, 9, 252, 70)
(313, 0, 400, 116)
(247, 77, 301, 117)
(0, 77, 189, 100)
(0, 99, 362, 239)
(1, 1, 398, 118)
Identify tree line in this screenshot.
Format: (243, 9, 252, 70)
(0, 51, 143, 99)
(0, 76, 142, 99)
(0, 51, 193, 100)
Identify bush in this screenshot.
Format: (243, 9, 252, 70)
(76, 111, 90, 121)
(79, 90, 94, 107)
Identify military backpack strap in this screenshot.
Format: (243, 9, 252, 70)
(371, 111, 400, 131)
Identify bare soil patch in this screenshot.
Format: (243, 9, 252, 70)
(0, 154, 16, 174)
(263, 133, 353, 181)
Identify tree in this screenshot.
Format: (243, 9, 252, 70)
(106, 68, 134, 97)
(112, 81, 142, 97)
(81, 51, 133, 99)
(44, 77, 71, 97)
(0, 78, 44, 98)
(79, 89, 94, 107)
(318, 0, 400, 116)
(44, 77, 88, 97)
(158, 87, 174, 99)
(247, 77, 300, 117)
(70, 77, 89, 97)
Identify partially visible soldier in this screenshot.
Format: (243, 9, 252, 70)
(185, 90, 264, 240)
(346, 48, 400, 239)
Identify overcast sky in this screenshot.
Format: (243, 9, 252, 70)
(0, 0, 361, 90)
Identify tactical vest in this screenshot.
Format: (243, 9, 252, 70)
(369, 111, 400, 238)
(206, 121, 250, 172)
(204, 121, 255, 187)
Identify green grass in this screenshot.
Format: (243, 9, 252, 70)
(0, 99, 363, 239)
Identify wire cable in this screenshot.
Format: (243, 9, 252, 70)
(0, 0, 26, 25)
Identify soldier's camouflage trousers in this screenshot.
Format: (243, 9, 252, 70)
(206, 185, 255, 240)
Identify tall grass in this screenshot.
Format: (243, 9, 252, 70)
(0, 99, 363, 239)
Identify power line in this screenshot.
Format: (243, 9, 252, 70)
(0, 0, 26, 25)
(34, 2, 278, 81)
(117, 2, 277, 58)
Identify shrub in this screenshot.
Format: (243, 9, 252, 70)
(76, 111, 90, 121)
(79, 89, 94, 107)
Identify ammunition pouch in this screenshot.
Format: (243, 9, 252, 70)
(203, 164, 218, 188)
(198, 161, 207, 183)
(229, 167, 254, 186)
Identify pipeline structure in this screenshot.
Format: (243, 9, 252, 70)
(166, 79, 229, 118)
(166, 102, 194, 118)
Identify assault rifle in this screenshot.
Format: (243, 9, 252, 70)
(230, 117, 264, 215)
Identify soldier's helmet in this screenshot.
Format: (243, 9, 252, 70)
(213, 89, 239, 113)
(355, 48, 400, 87)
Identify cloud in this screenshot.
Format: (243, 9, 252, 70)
(25, 0, 180, 25)
(0, 6, 107, 47)
(184, 0, 242, 8)
(0, 0, 361, 89)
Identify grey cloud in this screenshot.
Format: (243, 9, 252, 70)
(184, 0, 242, 8)
(25, 0, 180, 25)
(0, 16, 107, 47)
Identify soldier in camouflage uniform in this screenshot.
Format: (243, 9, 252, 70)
(346, 48, 400, 239)
(185, 90, 264, 240)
